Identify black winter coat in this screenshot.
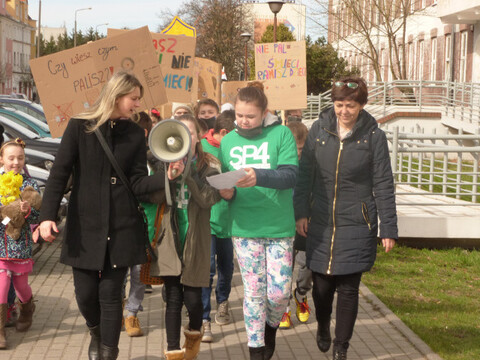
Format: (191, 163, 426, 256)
(39, 118, 165, 271)
(294, 107, 398, 276)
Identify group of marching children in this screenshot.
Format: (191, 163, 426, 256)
(2, 71, 398, 360)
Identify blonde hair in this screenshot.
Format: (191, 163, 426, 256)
(0, 138, 26, 156)
(77, 70, 144, 131)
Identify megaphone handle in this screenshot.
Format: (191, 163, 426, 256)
(165, 163, 173, 206)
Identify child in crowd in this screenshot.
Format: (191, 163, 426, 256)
(0, 138, 40, 349)
(279, 121, 313, 329)
(200, 110, 236, 343)
(195, 99, 220, 130)
(152, 114, 221, 360)
(149, 108, 162, 126)
(218, 86, 298, 360)
(172, 103, 193, 119)
(121, 111, 158, 338)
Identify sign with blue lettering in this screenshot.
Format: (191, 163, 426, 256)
(109, 28, 196, 104)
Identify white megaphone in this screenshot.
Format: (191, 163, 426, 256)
(148, 119, 191, 166)
(148, 119, 192, 206)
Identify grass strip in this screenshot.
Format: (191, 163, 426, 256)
(363, 246, 480, 360)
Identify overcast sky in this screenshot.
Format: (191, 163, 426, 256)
(28, 0, 325, 38)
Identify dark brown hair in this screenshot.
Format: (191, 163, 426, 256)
(235, 86, 268, 112)
(195, 98, 220, 118)
(214, 110, 235, 133)
(331, 76, 368, 105)
(135, 111, 152, 135)
(287, 122, 308, 143)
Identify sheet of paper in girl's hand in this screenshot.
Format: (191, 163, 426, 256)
(206, 169, 247, 189)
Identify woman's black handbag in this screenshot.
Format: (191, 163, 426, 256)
(94, 128, 157, 261)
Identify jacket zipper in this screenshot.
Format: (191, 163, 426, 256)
(327, 139, 343, 275)
(362, 202, 372, 230)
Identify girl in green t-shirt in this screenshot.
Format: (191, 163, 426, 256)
(218, 86, 298, 360)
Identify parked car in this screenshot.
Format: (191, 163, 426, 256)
(0, 115, 60, 162)
(0, 97, 47, 123)
(0, 106, 51, 137)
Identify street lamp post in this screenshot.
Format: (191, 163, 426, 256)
(95, 23, 109, 40)
(268, 1, 285, 43)
(36, 0, 41, 57)
(240, 33, 251, 81)
(74, 7, 92, 47)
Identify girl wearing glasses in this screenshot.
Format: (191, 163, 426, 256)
(294, 77, 398, 360)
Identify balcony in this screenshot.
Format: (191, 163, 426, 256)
(438, 0, 480, 24)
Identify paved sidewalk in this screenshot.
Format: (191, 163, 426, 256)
(2, 239, 442, 360)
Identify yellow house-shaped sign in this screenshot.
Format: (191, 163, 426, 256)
(162, 16, 196, 38)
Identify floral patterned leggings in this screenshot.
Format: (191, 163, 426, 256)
(233, 237, 293, 347)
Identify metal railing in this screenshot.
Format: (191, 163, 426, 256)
(386, 127, 480, 205)
(305, 80, 480, 127)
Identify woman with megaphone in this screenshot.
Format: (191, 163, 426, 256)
(32, 71, 168, 360)
(149, 114, 222, 360)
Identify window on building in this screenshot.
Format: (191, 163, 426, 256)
(459, 31, 468, 82)
(430, 38, 437, 81)
(408, 42, 415, 79)
(418, 40, 424, 80)
(444, 34, 452, 81)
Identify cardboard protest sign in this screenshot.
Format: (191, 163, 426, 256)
(254, 41, 307, 110)
(108, 28, 196, 104)
(30, 26, 167, 138)
(221, 81, 247, 105)
(192, 58, 222, 105)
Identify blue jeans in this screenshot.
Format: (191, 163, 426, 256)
(201, 235, 234, 321)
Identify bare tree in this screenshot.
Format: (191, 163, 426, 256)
(158, 0, 250, 80)
(311, 0, 429, 83)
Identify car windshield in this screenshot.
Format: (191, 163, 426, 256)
(0, 112, 41, 136)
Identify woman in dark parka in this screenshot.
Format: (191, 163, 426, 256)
(33, 71, 165, 360)
(294, 77, 398, 360)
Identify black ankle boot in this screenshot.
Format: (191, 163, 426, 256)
(100, 344, 119, 360)
(316, 318, 331, 352)
(333, 348, 347, 360)
(248, 346, 265, 360)
(87, 325, 101, 360)
(264, 323, 278, 360)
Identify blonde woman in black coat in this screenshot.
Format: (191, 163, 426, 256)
(33, 71, 165, 360)
(294, 77, 397, 360)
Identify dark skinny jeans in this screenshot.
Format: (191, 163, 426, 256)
(164, 275, 203, 351)
(72, 263, 128, 348)
(312, 271, 362, 351)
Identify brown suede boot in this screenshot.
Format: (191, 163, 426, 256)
(16, 296, 35, 332)
(0, 303, 7, 349)
(183, 326, 203, 360)
(164, 349, 185, 360)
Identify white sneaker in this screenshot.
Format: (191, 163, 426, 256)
(201, 320, 213, 343)
(215, 301, 231, 325)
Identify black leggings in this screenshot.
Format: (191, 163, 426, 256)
(164, 276, 203, 351)
(312, 272, 362, 351)
(72, 263, 128, 348)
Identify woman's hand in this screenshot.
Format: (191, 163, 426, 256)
(296, 218, 308, 237)
(167, 160, 185, 180)
(20, 201, 31, 214)
(32, 220, 58, 243)
(235, 168, 257, 188)
(382, 238, 395, 253)
(219, 188, 235, 200)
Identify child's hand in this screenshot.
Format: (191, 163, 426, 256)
(33, 220, 59, 243)
(168, 160, 185, 180)
(20, 201, 31, 214)
(235, 168, 256, 188)
(219, 188, 235, 200)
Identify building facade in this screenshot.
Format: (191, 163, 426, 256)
(0, 0, 36, 96)
(328, 0, 478, 84)
(242, 0, 306, 42)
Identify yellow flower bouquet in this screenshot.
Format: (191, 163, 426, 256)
(0, 171, 23, 205)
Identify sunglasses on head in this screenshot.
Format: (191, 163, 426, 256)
(334, 81, 359, 89)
